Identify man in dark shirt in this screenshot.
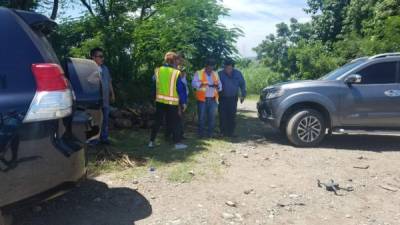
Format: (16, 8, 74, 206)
(218, 59, 247, 137)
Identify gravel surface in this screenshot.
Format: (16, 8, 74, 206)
(14, 100, 400, 225)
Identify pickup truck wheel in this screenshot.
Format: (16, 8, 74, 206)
(0, 211, 12, 225)
(286, 109, 326, 147)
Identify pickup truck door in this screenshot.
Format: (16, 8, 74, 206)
(341, 61, 400, 127)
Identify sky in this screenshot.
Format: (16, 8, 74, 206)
(220, 0, 310, 57)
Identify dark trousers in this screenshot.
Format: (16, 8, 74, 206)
(151, 102, 181, 144)
(219, 96, 238, 136)
(165, 107, 184, 139)
(100, 106, 110, 141)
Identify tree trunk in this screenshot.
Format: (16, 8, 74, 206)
(50, 0, 59, 20)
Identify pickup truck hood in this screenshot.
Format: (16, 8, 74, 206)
(270, 80, 333, 89)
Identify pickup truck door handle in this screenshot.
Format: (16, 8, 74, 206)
(384, 90, 400, 97)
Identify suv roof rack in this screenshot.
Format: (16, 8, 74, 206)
(369, 53, 400, 59)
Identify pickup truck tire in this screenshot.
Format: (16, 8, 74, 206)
(286, 109, 326, 147)
(0, 211, 12, 225)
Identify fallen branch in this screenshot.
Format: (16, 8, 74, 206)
(378, 184, 398, 192)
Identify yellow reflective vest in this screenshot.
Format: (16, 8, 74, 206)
(155, 66, 180, 105)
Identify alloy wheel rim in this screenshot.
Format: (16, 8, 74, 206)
(296, 116, 322, 143)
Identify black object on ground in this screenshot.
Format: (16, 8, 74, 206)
(317, 179, 354, 196)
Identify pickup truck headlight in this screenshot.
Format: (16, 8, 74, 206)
(265, 88, 284, 99)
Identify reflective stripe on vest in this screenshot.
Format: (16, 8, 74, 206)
(195, 69, 219, 102)
(155, 66, 180, 105)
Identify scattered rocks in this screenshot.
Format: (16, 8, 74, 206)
(132, 179, 139, 185)
(243, 153, 249, 158)
(269, 184, 277, 188)
(244, 189, 254, 195)
(188, 170, 195, 176)
(169, 219, 182, 225)
(345, 214, 352, 218)
(222, 212, 235, 219)
(150, 196, 157, 199)
(230, 149, 236, 153)
(353, 165, 370, 169)
(225, 201, 237, 207)
(289, 194, 299, 199)
(234, 213, 243, 221)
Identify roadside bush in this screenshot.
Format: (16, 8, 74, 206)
(240, 62, 284, 95)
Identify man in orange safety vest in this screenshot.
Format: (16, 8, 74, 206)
(192, 58, 222, 138)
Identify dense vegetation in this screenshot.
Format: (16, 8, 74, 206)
(249, 0, 400, 94)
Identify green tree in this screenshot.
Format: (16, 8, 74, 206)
(49, 0, 241, 105)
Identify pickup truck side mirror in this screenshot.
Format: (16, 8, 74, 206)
(344, 74, 362, 85)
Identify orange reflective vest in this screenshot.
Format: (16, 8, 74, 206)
(195, 69, 219, 102)
(155, 66, 180, 105)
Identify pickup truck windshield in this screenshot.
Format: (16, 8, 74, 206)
(319, 58, 367, 81)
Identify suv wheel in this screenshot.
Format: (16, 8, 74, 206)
(286, 109, 326, 147)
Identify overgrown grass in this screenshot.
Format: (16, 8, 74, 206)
(239, 62, 285, 95)
(87, 125, 221, 183)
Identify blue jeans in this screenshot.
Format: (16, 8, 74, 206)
(100, 106, 110, 141)
(197, 98, 218, 137)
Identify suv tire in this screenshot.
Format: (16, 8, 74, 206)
(286, 109, 326, 147)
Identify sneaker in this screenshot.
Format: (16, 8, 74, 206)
(174, 143, 188, 150)
(148, 141, 155, 148)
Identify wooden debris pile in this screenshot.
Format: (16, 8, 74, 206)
(109, 103, 156, 130)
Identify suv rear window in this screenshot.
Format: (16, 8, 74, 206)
(358, 62, 397, 84)
(30, 30, 60, 65)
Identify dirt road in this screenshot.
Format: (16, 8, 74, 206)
(15, 100, 400, 225)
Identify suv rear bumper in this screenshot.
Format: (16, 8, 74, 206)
(0, 117, 88, 209)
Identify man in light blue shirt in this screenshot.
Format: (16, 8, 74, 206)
(192, 59, 222, 138)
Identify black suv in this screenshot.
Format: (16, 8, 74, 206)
(258, 53, 400, 147)
(0, 8, 102, 223)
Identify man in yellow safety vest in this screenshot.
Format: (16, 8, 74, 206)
(149, 52, 188, 150)
(192, 58, 222, 138)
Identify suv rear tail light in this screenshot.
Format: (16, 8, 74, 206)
(23, 63, 73, 123)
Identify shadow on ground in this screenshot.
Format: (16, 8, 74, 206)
(13, 179, 152, 225)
